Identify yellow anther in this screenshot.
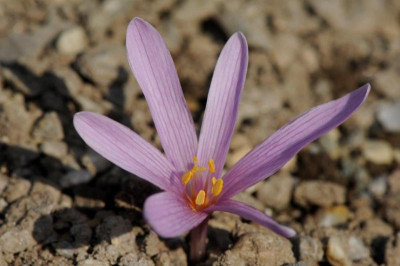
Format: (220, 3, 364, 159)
(182, 157, 208, 185)
(182, 171, 194, 185)
(211, 177, 216, 185)
(212, 179, 223, 196)
(208, 159, 215, 173)
(195, 190, 206, 205)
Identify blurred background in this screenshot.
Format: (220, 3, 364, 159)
(0, 0, 399, 265)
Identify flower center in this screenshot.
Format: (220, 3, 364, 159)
(181, 156, 223, 211)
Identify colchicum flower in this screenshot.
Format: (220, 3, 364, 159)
(74, 17, 370, 258)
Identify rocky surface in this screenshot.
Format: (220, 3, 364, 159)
(0, 0, 399, 265)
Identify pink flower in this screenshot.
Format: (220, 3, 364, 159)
(74, 18, 370, 239)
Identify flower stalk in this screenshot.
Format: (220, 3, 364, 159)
(189, 217, 209, 262)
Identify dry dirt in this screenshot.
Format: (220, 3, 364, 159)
(0, 0, 400, 265)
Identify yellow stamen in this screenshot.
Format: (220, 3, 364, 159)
(211, 177, 216, 185)
(212, 179, 223, 196)
(195, 190, 206, 205)
(208, 159, 215, 173)
(182, 171, 194, 185)
(181, 157, 207, 185)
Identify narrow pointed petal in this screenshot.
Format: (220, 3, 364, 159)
(222, 84, 370, 198)
(197, 33, 248, 177)
(126, 18, 197, 172)
(143, 192, 208, 238)
(208, 199, 296, 238)
(74, 112, 180, 192)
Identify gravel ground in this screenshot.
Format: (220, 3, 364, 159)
(0, 0, 400, 265)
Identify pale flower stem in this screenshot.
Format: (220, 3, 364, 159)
(189, 217, 209, 262)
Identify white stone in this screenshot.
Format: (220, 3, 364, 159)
(369, 176, 387, 198)
(57, 26, 88, 56)
(362, 140, 394, 165)
(327, 236, 351, 266)
(316, 206, 352, 227)
(348, 236, 369, 260)
(377, 101, 400, 133)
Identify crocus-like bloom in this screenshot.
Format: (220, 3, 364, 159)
(74, 17, 370, 239)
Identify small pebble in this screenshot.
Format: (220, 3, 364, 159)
(57, 26, 88, 56)
(294, 181, 346, 208)
(41, 140, 68, 159)
(257, 173, 294, 210)
(316, 205, 352, 227)
(32, 112, 65, 141)
(59, 170, 92, 188)
(362, 140, 394, 165)
(377, 101, 400, 133)
(347, 236, 369, 261)
(4, 178, 31, 203)
(368, 176, 387, 198)
(326, 236, 351, 266)
(299, 236, 323, 263)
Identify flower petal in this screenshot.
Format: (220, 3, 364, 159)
(74, 112, 180, 192)
(207, 199, 296, 238)
(126, 18, 197, 172)
(143, 192, 208, 238)
(197, 33, 248, 177)
(222, 84, 370, 198)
